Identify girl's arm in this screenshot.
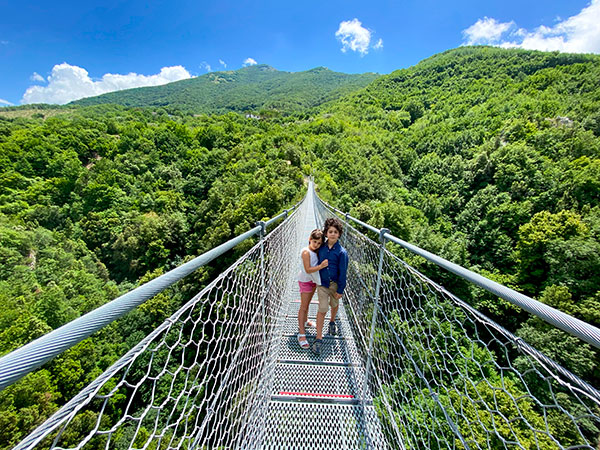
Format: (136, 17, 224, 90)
(302, 250, 327, 273)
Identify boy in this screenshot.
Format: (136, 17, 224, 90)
(312, 217, 349, 355)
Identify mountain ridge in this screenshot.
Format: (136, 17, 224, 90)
(70, 64, 379, 114)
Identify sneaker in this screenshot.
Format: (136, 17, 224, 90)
(311, 339, 323, 355)
(328, 321, 337, 336)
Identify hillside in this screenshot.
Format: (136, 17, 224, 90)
(317, 46, 600, 292)
(313, 46, 600, 339)
(331, 46, 600, 130)
(70, 64, 378, 114)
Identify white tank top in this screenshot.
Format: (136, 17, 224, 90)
(297, 247, 321, 284)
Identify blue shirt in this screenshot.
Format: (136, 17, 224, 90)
(318, 240, 348, 294)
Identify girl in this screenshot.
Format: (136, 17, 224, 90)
(297, 229, 328, 349)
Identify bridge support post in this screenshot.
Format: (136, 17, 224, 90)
(363, 228, 389, 406)
(257, 221, 267, 339)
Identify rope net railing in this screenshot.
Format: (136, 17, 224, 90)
(314, 195, 600, 450)
(15, 199, 308, 450)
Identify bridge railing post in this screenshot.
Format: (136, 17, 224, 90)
(256, 220, 267, 338)
(363, 227, 389, 407)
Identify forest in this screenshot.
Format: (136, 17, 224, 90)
(0, 46, 598, 447)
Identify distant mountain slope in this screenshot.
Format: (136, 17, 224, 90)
(330, 46, 600, 127)
(71, 65, 379, 114)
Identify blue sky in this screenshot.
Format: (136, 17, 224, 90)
(1, 0, 598, 106)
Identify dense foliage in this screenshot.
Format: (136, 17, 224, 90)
(316, 47, 600, 326)
(312, 46, 600, 447)
(71, 65, 378, 115)
(0, 46, 598, 447)
(0, 106, 305, 446)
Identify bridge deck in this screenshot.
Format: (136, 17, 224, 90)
(242, 187, 387, 449)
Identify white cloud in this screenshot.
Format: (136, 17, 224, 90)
(243, 57, 257, 66)
(30, 72, 45, 82)
(21, 63, 192, 105)
(219, 59, 227, 68)
(374, 38, 384, 50)
(200, 61, 212, 72)
(463, 17, 515, 45)
(463, 0, 600, 53)
(336, 18, 372, 55)
(0, 98, 13, 106)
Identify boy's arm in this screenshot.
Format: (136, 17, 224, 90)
(336, 249, 349, 294)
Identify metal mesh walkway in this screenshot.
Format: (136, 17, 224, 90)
(240, 186, 387, 449)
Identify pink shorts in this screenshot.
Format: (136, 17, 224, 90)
(298, 281, 317, 293)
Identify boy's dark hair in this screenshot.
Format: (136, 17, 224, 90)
(323, 217, 343, 237)
(310, 229, 324, 242)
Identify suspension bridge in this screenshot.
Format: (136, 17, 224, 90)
(1, 182, 599, 449)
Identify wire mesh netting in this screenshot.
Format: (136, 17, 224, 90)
(314, 196, 600, 449)
(16, 201, 308, 450)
